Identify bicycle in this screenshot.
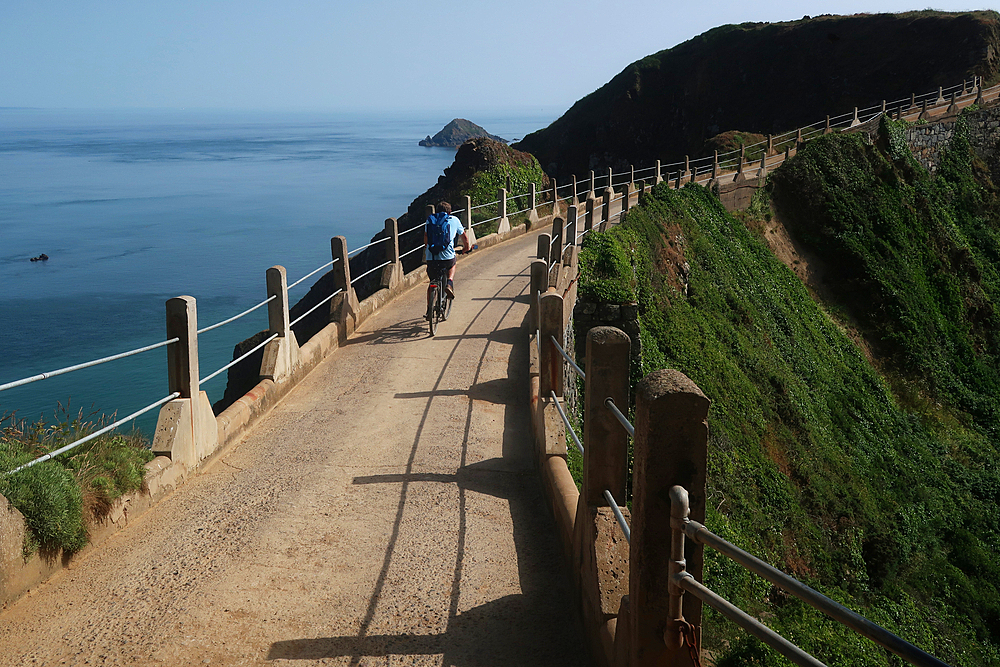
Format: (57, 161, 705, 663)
(426, 262, 453, 336)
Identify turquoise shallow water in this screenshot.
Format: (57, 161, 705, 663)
(0, 108, 555, 435)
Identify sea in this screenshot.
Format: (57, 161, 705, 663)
(0, 108, 558, 437)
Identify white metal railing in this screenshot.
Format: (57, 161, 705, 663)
(197, 296, 276, 335)
(0, 337, 179, 393)
(669, 486, 951, 667)
(4, 392, 181, 476)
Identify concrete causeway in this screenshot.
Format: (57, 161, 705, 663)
(0, 227, 593, 666)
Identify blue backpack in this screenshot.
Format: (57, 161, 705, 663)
(426, 212, 451, 255)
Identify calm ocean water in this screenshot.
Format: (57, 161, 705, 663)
(0, 108, 556, 436)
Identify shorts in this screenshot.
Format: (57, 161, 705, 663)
(426, 258, 456, 278)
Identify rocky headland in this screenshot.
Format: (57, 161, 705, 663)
(419, 118, 505, 147)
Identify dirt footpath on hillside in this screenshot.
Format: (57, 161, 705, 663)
(0, 228, 592, 667)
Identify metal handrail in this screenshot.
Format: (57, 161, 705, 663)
(0, 337, 180, 393)
(550, 335, 585, 379)
(4, 391, 182, 476)
(550, 390, 584, 455)
(200, 332, 280, 385)
(197, 295, 276, 335)
(675, 574, 827, 667)
(400, 244, 424, 261)
(348, 236, 389, 258)
(604, 397, 634, 437)
(351, 259, 392, 285)
(472, 215, 502, 228)
(471, 199, 501, 211)
(288, 258, 338, 290)
(289, 287, 344, 328)
(603, 489, 631, 542)
(677, 516, 950, 666)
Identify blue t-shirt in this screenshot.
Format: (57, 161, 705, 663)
(425, 214, 465, 261)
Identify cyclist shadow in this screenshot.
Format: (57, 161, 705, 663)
(339, 318, 428, 346)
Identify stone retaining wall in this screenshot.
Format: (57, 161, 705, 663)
(903, 103, 1000, 174)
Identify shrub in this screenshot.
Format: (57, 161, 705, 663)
(0, 408, 153, 555)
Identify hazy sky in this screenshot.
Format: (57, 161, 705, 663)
(1, 1, 990, 112)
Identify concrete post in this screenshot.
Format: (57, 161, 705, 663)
(948, 91, 959, 115)
(575, 326, 633, 652)
(760, 153, 767, 178)
(166, 296, 199, 399)
(567, 205, 579, 247)
(266, 265, 291, 337)
(936, 85, 945, 105)
(674, 169, 682, 190)
(379, 218, 404, 291)
(583, 327, 630, 506)
(154, 295, 217, 466)
(683, 155, 690, 179)
(588, 170, 596, 201)
(530, 182, 537, 213)
(630, 165, 635, 189)
(530, 259, 548, 330)
(551, 177, 561, 216)
(909, 92, 916, 110)
(584, 198, 595, 236)
(601, 187, 612, 230)
(824, 115, 831, 134)
(881, 99, 887, 113)
(919, 98, 930, 121)
(766, 134, 773, 154)
(537, 233, 551, 264)
(850, 106, 860, 127)
(497, 188, 511, 234)
(262, 265, 300, 381)
(796, 127, 803, 149)
(551, 217, 564, 263)
(976, 78, 985, 106)
(572, 175, 578, 204)
(330, 235, 360, 341)
(539, 290, 565, 397)
(462, 195, 477, 247)
(622, 185, 631, 215)
(711, 151, 718, 180)
(655, 160, 662, 184)
(629, 369, 710, 667)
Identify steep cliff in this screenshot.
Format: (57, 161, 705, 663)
(517, 10, 1000, 179)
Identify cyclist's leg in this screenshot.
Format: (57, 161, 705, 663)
(445, 259, 457, 298)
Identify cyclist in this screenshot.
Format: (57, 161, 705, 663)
(424, 201, 471, 319)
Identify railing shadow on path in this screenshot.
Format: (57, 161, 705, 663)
(267, 260, 591, 666)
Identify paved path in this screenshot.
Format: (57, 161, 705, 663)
(0, 228, 591, 667)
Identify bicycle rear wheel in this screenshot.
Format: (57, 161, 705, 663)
(428, 285, 439, 336)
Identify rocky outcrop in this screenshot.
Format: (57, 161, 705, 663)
(516, 10, 1000, 179)
(419, 119, 505, 147)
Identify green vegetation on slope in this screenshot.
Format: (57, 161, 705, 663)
(577, 124, 1000, 662)
(0, 410, 153, 555)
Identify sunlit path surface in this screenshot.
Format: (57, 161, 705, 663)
(0, 228, 592, 667)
